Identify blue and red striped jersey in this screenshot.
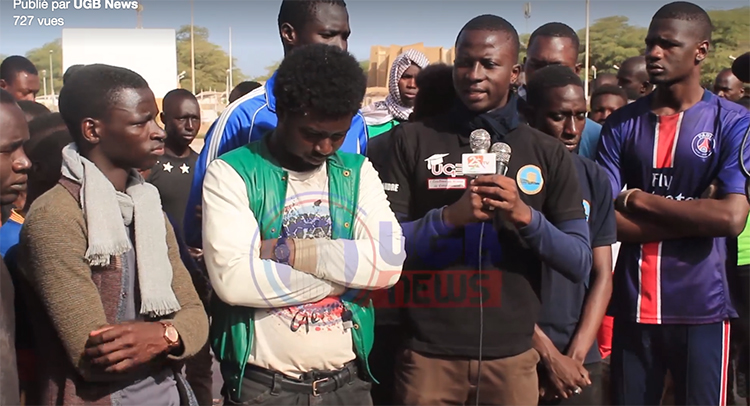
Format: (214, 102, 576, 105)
(597, 90, 749, 324)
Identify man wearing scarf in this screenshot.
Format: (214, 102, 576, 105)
(17, 65, 208, 406)
(362, 49, 430, 138)
(379, 15, 592, 405)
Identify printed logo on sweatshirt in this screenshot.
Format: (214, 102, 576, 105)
(516, 165, 544, 195)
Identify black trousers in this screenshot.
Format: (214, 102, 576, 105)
(368, 324, 404, 406)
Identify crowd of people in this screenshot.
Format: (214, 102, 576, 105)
(0, 0, 749, 405)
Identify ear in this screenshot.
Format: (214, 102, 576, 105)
(159, 112, 165, 124)
(280, 22, 296, 48)
(0, 79, 7, 90)
(574, 63, 583, 75)
(640, 81, 650, 95)
(695, 40, 709, 63)
(80, 118, 102, 145)
(510, 64, 522, 87)
(643, 81, 655, 95)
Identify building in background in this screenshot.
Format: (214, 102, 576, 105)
(366, 42, 454, 89)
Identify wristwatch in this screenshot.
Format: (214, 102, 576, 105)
(274, 235, 291, 265)
(159, 321, 180, 349)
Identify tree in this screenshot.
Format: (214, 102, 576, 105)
(176, 25, 246, 93)
(577, 16, 647, 76)
(576, 7, 750, 85)
(251, 61, 281, 82)
(703, 7, 750, 85)
(26, 39, 63, 94)
(519, 33, 531, 63)
(360, 60, 370, 73)
(21, 26, 249, 97)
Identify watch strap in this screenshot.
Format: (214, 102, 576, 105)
(274, 232, 291, 265)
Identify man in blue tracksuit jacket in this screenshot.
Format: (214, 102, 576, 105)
(184, 0, 369, 248)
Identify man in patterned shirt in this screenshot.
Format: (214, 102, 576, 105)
(202, 44, 404, 406)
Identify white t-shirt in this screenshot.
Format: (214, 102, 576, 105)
(251, 165, 355, 377)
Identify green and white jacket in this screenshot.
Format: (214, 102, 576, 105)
(201, 136, 404, 399)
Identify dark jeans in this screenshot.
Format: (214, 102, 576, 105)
(539, 362, 603, 406)
(602, 356, 612, 406)
(369, 324, 404, 406)
(185, 341, 214, 406)
(224, 370, 373, 406)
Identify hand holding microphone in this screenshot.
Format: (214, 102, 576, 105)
(442, 130, 497, 227)
(472, 142, 533, 228)
(444, 131, 531, 228)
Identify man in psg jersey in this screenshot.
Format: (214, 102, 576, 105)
(596, 2, 750, 405)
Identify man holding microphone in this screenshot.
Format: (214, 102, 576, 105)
(379, 14, 592, 406)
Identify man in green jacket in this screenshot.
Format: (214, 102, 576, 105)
(202, 44, 405, 406)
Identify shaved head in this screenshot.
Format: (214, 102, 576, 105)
(618, 56, 651, 100)
(713, 68, 745, 102)
(592, 72, 618, 92)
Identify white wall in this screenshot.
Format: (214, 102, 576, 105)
(62, 28, 177, 98)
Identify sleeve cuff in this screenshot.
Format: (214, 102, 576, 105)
(168, 318, 198, 361)
(517, 208, 543, 237)
(293, 239, 319, 275)
(592, 237, 617, 248)
(433, 206, 456, 235)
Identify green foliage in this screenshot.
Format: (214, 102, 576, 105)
(519, 33, 531, 63)
(360, 60, 370, 73)
(25, 39, 63, 95)
(576, 16, 647, 75)
(252, 61, 281, 82)
(20, 26, 247, 97)
(176, 25, 246, 93)
(702, 7, 750, 85)
(11, 6, 749, 95)
(576, 7, 750, 85)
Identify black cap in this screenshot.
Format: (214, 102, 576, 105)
(732, 52, 750, 83)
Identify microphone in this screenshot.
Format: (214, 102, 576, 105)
(469, 129, 491, 153)
(463, 129, 497, 175)
(490, 142, 512, 176)
(489, 141, 527, 247)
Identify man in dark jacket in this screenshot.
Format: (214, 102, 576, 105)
(380, 15, 592, 406)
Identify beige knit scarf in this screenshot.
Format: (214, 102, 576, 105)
(60, 143, 181, 317)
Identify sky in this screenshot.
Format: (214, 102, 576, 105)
(0, 0, 747, 78)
